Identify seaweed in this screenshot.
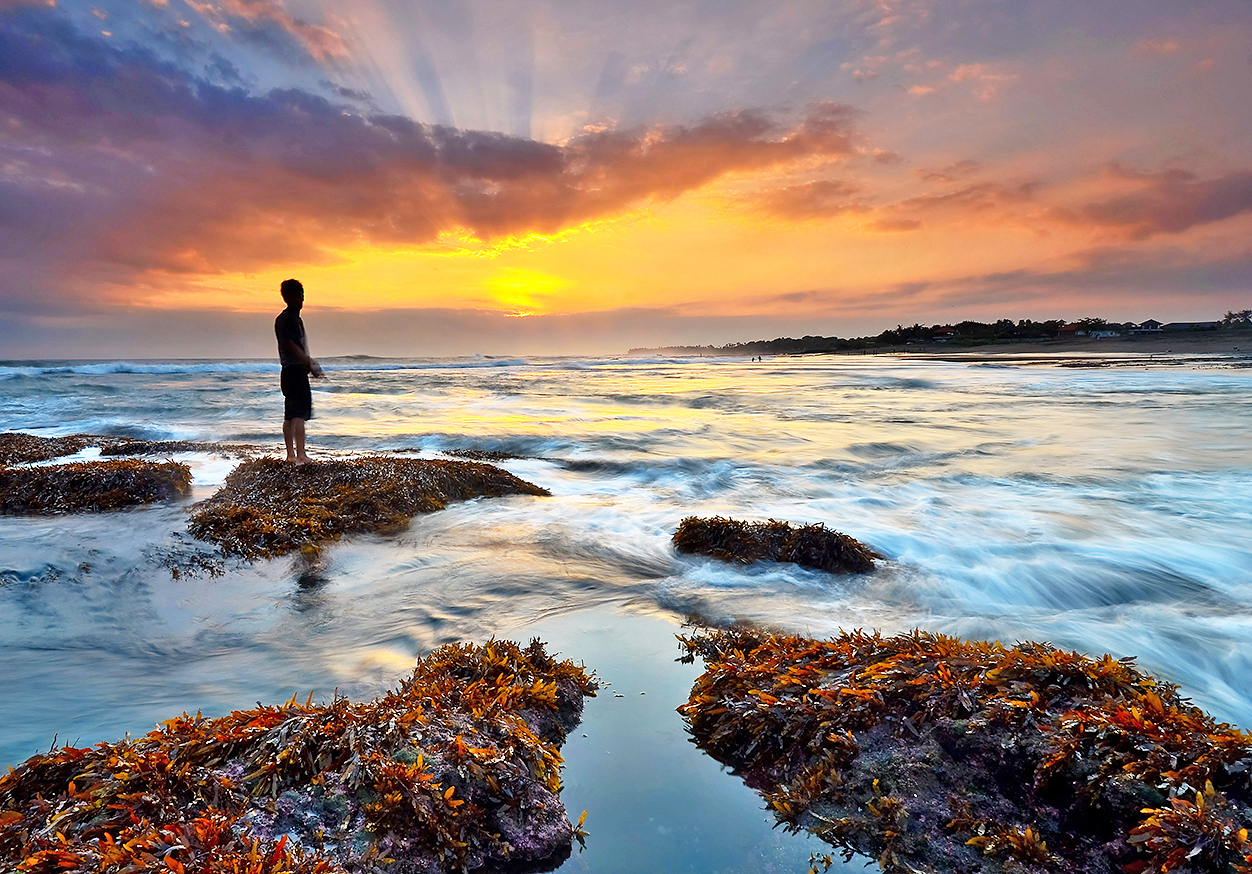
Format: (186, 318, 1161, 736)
(0, 639, 598, 874)
(0, 433, 94, 465)
(0, 460, 192, 514)
(440, 449, 529, 463)
(678, 625, 1252, 874)
(188, 457, 549, 560)
(100, 440, 257, 458)
(673, 516, 881, 574)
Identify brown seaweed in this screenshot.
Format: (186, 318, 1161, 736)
(673, 516, 881, 574)
(439, 449, 530, 462)
(100, 439, 257, 458)
(0, 638, 597, 874)
(0, 433, 95, 465)
(0, 460, 192, 514)
(188, 457, 549, 560)
(678, 625, 1252, 874)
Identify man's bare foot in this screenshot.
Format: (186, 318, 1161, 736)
(292, 455, 311, 465)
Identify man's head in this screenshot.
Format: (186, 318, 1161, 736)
(280, 278, 305, 309)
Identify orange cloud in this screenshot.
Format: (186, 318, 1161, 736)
(183, 0, 349, 61)
(1057, 167, 1252, 240)
(0, 9, 867, 306)
(751, 180, 865, 220)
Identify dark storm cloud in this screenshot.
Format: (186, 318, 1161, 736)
(0, 6, 865, 310)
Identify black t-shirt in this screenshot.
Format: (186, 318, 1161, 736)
(275, 308, 307, 368)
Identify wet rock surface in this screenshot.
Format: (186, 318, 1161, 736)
(188, 457, 550, 560)
(673, 516, 881, 574)
(0, 639, 596, 874)
(678, 625, 1252, 874)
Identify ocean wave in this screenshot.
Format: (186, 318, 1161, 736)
(0, 361, 281, 378)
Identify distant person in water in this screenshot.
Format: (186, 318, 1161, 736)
(275, 278, 323, 464)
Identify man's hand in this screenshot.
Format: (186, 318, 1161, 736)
(310, 360, 325, 378)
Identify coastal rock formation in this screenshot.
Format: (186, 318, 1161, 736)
(678, 626, 1252, 874)
(188, 457, 550, 560)
(673, 516, 881, 574)
(0, 639, 597, 874)
(0, 459, 192, 514)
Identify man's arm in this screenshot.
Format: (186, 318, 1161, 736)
(279, 338, 324, 377)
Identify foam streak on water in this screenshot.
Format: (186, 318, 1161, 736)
(1, 353, 1250, 862)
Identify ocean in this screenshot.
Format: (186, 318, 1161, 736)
(2, 351, 1250, 871)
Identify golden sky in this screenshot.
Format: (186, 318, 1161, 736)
(1, 0, 1250, 356)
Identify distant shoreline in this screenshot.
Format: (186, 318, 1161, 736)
(633, 331, 1250, 361)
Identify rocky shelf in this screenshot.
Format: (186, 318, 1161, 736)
(0, 639, 597, 874)
(678, 625, 1252, 874)
(188, 456, 550, 560)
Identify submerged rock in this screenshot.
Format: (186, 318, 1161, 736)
(678, 625, 1252, 874)
(0, 459, 192, 514)
(0, 639, 597, 874)
(188, 457, 550, 559)
(673, 516, 881, 574)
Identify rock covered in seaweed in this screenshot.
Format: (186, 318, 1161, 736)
(0, 432, 257, 464)
(678, 625, 1252, 874)
(188, 457, 550, 559)
(673, 516, 881, 574)
(0, 459, 192, 514)
(0, 638, 597, 874)
(0, 433, 94, 465)
(100, 439, 256, 458)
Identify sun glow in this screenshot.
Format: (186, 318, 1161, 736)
(484, 267, 569, 315)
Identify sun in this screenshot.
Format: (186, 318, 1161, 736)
(483, 268, 571, 315)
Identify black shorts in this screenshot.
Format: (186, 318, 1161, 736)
(281, 366, 313, 421)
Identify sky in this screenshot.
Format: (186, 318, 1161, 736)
(1, 0, 1250, 358)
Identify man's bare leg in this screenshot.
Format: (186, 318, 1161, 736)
(291, 417, 310, 464)
(283, 417, 296, 461)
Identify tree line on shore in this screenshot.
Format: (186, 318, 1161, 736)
(631, 310, 1252, 356)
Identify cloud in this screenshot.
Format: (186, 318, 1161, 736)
(182, 0, 349, 62)
(869, 218, 921, 232)
(751, 179, 864, 220)
(1134, 38, 1183, 56)
(918, 159, 980, 182)
(946, 63, 1016, 101)
(0, 7, 864, 310)
(1062, 166, 1252, 239)
(855, 179, 1039, 230)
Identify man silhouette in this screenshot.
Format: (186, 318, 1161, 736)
(275, 278, 323, 464)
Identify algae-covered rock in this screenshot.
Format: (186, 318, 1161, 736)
(0, 459, 192, 514)
(188, 456, 550, 559)
(673, 516, 881, 574)
(0, 639, 597, 874)
(100, 439, 256, 457)
(0, 433, 94, 465)
(678, 625, 1252, 874)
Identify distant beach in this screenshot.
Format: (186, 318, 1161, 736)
(636, 329, 1251, 362)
